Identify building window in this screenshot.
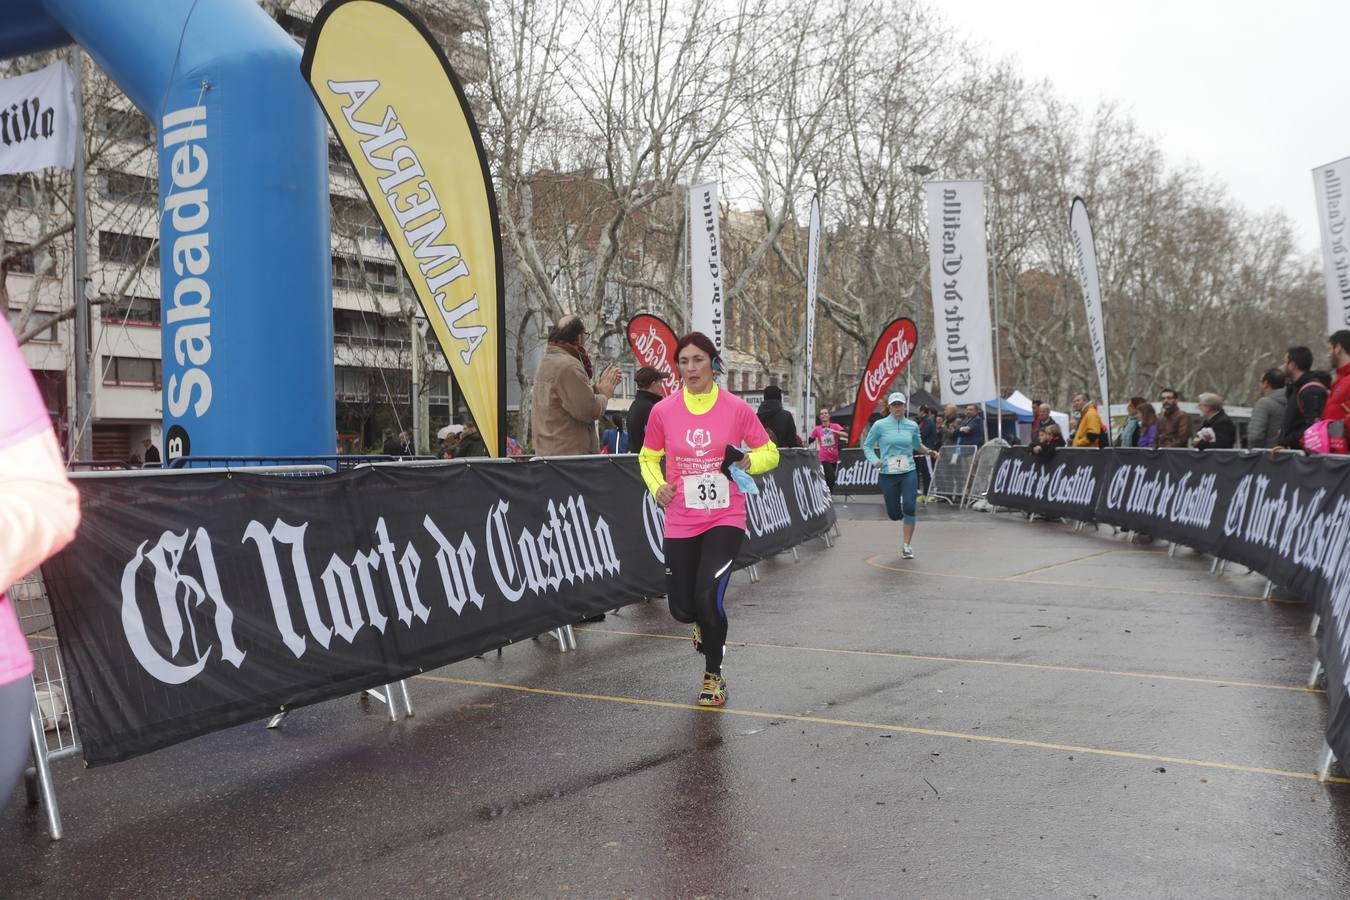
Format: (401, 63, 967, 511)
(102, 356, 161, 388)
(333, 254, 403, 294)
(102, 171, 158, 205)
(0, 174, 38, 208)
(2, 242, 55, 275)
(98, 231, 159, 266)
(332, 196, 386, 243)
(94, 106, 154, 144)
(8, 308, 57, 342)
(429, 372, 451, 404)
(328, 142, 357, 180)
(101, 295, 160, 327)
(335, 366, 371, 401)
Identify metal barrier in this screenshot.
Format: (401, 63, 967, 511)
(928, 444, 980, 505)
(167, 453, 436, 470)
(964, 439, 1010, 510)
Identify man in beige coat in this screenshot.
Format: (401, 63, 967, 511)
(531, 315, 622, 455)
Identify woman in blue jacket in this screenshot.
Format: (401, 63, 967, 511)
(863, 392, 940, 559)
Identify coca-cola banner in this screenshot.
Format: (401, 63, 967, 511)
(847, 317, 918, 448)
(626, 313, 681, 395)
(987, 446, 1350, 769)
(987, 447, 1108, 521)
(42, 452, 835, 766)
(924, 180, 996, 404)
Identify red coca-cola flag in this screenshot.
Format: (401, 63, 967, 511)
(847, 317, 919, 447)
(626, 313, 682, 395)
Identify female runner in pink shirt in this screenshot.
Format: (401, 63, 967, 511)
(638, 333, 779, 706)
(0, 315, 80, 802)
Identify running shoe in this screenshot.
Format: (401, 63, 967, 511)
(691, 623, 703, 653)
(698, 672, 727, 707)
(902, 543, 914, 559)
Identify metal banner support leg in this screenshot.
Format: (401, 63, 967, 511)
(1318, 743, 1338, 782)
(27, 697, 63, 841)
(1309, 657, 1325, 690)
(1311, 613, 1322, 637)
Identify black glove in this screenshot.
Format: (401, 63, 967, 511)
(720, 444, 746, 477)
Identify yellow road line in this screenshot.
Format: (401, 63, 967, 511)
(577, 627, 1322, 694)
(1004, 548, 1122, 580)
(415, 674, 1350, 785)
(864, 555, 1293, 604)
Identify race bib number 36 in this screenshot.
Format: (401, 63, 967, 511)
(684, 472, 730, 510)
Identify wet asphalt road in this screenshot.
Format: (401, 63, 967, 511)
(4, 501, 1350, 898)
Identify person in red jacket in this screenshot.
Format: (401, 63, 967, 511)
(1325, 330, 1350, 429)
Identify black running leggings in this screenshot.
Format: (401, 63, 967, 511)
(663, 525, 745, 675)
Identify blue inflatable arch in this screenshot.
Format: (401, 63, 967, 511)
(2, 0, 334, 461)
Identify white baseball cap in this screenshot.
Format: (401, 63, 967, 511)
(887, 392, 907, 406)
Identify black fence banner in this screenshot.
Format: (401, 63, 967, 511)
(833, 448, 880, 494)
(987, 447, 1107, 521)
(42, 451, 835, 766)
(987, 446, 1350, 769)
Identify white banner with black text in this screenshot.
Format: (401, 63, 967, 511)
(1314, 156, 1350, 332)
(0, 62, 76, 175)
(689, 182, 727, 350)
(924, 180, 996, 404)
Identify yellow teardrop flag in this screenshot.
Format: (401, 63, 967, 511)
(302, 0, 503, 455)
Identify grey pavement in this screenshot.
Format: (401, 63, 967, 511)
(4, 502, 1349, 898)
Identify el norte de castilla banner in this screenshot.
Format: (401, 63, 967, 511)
(303, 0, 504, 454)
(987, 446, 1350, 768)
(42, 452, 836, 766)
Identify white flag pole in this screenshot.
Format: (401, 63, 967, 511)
(803, 195, 821, 428)
(1069, 197, 1111, 437)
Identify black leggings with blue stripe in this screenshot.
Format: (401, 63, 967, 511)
(664, 525, 745, 675)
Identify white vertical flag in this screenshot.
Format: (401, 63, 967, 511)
(689, 182, 726, 350)
(803, 195, 821, 420)
(924, 180, 997, 403)
(1069, 197, 1111, 419)
(1314, 157, 1350, 332)
(0, 62, 77, 175)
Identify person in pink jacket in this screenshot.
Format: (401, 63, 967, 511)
(0, 315, 80, 802)
(808, 408, 846, 492)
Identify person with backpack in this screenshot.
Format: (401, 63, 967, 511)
(1323, 330, 1350, 434)
(1303, 331, 1350, 455)
(756, 384, 802, 448)
(1275, 345, 1330, 450)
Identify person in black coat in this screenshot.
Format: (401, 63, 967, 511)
(1193, 393, 1236, 450)
(1277, 346, 1330, 449)
(756, 384, 802, 447)
(626, 366, 667, 452)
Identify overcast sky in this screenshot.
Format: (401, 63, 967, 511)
(936, 0, 1349, 257)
